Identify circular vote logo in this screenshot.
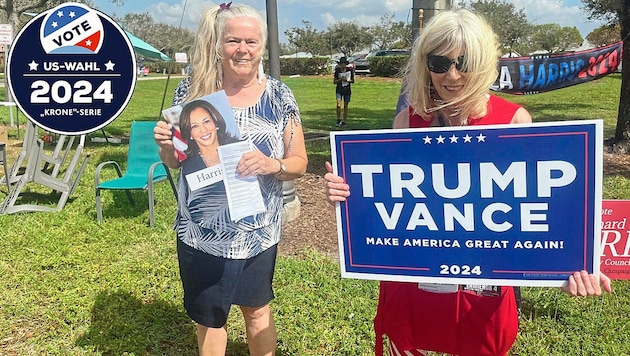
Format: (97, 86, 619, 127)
(7, 2, 136, 135)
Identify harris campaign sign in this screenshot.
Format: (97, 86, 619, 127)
(491, 42, 622, 95)
(331, 121, 603, 287)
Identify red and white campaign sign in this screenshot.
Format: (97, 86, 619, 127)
(601, 200, 630, 279)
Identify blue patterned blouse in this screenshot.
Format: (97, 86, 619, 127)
(171, 75, 301, 259)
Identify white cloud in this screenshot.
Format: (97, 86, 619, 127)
(385, 0, 413, 12)
(145, 0, 212, 29)
(320, 13, 336, 28)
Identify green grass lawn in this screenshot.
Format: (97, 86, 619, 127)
(0, 75, 629, 355)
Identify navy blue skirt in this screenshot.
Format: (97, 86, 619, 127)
(177, 239, 277, 328)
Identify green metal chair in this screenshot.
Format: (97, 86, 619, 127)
(94, 121, 177, 226)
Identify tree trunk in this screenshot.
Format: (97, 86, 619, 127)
(612, 0, 630, 152)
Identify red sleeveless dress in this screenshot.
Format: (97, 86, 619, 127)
(374, 95, 522, 356)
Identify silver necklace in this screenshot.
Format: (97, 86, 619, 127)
(199, 151, 219, 166)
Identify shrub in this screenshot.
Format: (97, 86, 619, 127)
(370, 56, 409, 77)
(276, 57, 331, 76)
(142, 61, 187, 75)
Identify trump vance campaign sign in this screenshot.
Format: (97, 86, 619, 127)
(331, 120, 603, 287)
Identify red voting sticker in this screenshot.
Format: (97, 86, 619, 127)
(601, 200, 630, 279)
(6, 2, 136, 135)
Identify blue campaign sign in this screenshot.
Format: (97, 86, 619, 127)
(331, 121, 603, 287)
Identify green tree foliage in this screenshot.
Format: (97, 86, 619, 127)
(586, 23, 621, 45)
(369, 13, 412, 50)
(0, 0, 96, 30)
(0, 1, 188, 71)
(467, 0, 530, 55)
(582, 0, 626, 23)
(283, 13, 411, 57)
(390, 19, 413, 49)
(327, 21, 371, 57)
(581, 0, 630, 150)
(115, 12, 195, 59)
(0, 1, 135, 35)
(284, 20, 328, 56)
(530, 24, 583, 54)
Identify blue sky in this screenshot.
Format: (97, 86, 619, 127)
(91, 0, 606, 44)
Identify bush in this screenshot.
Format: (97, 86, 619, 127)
(369, 56, 409, 77)
(143, 61, 187, 75)
(276, 57, 331, 76)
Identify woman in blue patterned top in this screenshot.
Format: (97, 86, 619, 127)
(153, 3, 307, 355)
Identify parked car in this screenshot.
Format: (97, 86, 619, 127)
(346, 53, 367, 71)
(354, 49, 410, 74)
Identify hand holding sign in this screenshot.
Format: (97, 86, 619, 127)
(324, 161, 350, 205)
(561, 270, 612, 296)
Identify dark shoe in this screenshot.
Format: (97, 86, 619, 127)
(340, 121, 346, 127)
(336, 119, 341, 127)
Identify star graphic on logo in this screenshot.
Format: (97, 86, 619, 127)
(28, 60, 39, 71)
(423, 135, 432, 144)
(52, 21, 58, 28)
(56, 10, 63, 17)
(476, 133, 487, 142)
(436, 135, 445, 144)
(69, 11, 76, 18)
(449, 134, 459, 143)
(86, 40, 92, 47)
(105, 60, 116, 71)
(463, 134, 472, 143)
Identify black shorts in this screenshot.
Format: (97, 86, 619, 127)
(177, 239, 277, 328)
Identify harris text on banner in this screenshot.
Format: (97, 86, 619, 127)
(491, 41, 622, 95)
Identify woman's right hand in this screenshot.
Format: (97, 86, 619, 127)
(324, 161, 350, 206)
(154, 121, 181, 168)
(153, 120, 174, 149)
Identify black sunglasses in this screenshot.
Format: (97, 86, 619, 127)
(427, 55, 468, 73)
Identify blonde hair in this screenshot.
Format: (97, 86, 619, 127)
(404, 9, 500, 121)
(186, 4, 267, 100)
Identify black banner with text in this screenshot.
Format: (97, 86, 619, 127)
(491, 41, 622, 95)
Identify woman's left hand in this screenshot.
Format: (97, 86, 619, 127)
(237, 150, 280, 177)
(561, 271, 612, 296)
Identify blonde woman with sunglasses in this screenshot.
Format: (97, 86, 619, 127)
(325, 8, 610, 356)
(393, 9, 532, 130)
